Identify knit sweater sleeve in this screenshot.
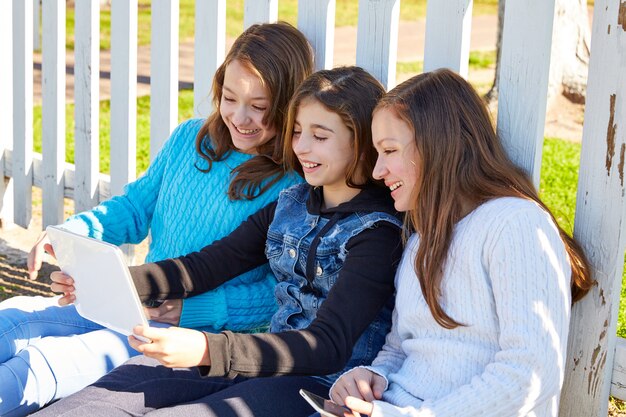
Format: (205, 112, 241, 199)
(369, 206, 572, 417)
(177, 268, 278, 331)
(329, 307, 406, 401)
(364, 238, 417, 379)
(200, 222, 402, 379)
(177, 173, 303, 331)
(364, 308, 406, 378)
(61, 120, 196, 244)
(129, 203, 276, 301)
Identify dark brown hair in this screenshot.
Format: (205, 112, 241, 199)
(377, 68, 593, 328)
(195, 22, 314, 200)
(282, 66, 385, 188)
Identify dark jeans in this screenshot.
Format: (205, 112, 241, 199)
(32, 355, 330, 417)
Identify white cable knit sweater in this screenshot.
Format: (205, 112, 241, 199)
(343, 197, 572, 417)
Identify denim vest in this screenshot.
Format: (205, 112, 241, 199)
(265, 184, 402, 385)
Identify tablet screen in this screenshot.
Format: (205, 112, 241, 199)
(46, 226, 149, 337)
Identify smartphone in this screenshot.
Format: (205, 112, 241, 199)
(299, 389, 350, 417)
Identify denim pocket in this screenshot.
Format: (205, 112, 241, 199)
(265, 231, 284, 259)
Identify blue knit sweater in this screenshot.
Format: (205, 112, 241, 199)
(62, 118, 302, 331)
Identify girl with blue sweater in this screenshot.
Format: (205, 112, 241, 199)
(35, 67, 403, 417)
(0, 22, 312, 417)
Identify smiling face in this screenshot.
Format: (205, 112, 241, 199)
(291, 99, 360, 208)
(371, 108, 420, 212)
(219, 59, 277, 154)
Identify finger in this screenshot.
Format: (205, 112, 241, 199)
(50, 282, 74, 294)
(345, 379, 364, 401)
(345, 396, 374, 416)
(371, 375, 386, 400)
(356, 378, 376, 402)
(332, 385, 350, 406)
(27, 247, 43, 280)
(57, 294, 75, 306)
(330, 386, 343, 405)
(128, 335, 150, 352)
(44, 243, 56, 259)
(144, 307, 159, 320)
(50, 272, 74, 285)
(134, 325, 162, 340)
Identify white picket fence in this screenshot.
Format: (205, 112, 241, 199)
(0, 0, 625, 415)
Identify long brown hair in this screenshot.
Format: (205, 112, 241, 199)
(282, 66, 385, 188)
(195, 22, 314, 200)
(377, 68, 593, 329)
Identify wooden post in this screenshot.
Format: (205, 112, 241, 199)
(298, 0, 336, 71)
(150, 0, 179, 160)
(110, 0, 137, 196)
(496, 0, 555, 187)
(0, 0, 14, 227)
(74, 0, 100, 213)
(243, 0, 277, 29)
(423, 0, 472, 78)
(355, 0, 400, 90)
(559, 1, 626, 415)
(110, 0, 138, 263)
(12, 0, 34, 228)
(33, 0, 40, 51)
(41, 0, 66, 227)
(193, 0, 225, 118)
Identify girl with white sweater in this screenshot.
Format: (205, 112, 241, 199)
(330, 68, 594, 417)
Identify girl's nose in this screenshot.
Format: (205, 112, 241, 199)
(232, 105, 250, 125)
(372, 157, 388, 180)
(292, 133, 310, 154)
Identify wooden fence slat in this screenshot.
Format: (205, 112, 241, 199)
(3, 150, 112, 205)
(496, 0, 555, 187)
(559, 1, 626, 415)
(423, 0, 472, 78)
(110, 0, 138, 263)
(33, 0, 40, 51)
(193, 0, 225, 118)
(110, 0, 137, 196)
(298, 0, 336, 70)
(73, 0, 100, 213)
(41, 0, 65, 227)
(0, 1, 14, 226)
(12, 0, 34, 228)
(355, 0, 400, 90)
(243, 0, 278, 29)
(150, 0, 179, 160)
(612, 338, 626, 400)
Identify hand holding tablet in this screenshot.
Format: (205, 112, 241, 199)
(46, 226, 151, 343)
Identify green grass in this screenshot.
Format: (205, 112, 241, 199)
(33, 89, 195, 176)
(396, 50, 496, 76)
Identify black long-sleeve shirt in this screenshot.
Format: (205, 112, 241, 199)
(129, 185, 403, 378)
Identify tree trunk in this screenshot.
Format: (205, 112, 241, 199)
(485, 0, 505, 103)
(487, 0, 590, 105)
(548, 0, 590, 104)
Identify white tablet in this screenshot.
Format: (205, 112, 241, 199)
(46, 225, 150, 339)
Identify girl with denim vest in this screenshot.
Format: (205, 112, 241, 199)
(0, 22, 312, 417)
(329, 69, 595, 417)
(35, 67, 403, 417)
